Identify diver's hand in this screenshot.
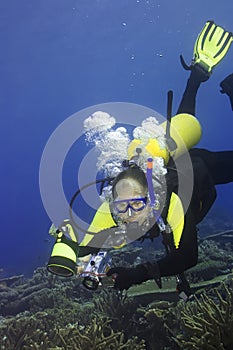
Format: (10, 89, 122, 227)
(107, 262, 161, 290)
(107, 265, 148, 290)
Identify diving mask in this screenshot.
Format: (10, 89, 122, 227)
(113, 197, 148, 213)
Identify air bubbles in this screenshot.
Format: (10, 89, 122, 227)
(83, 112, 130, 177)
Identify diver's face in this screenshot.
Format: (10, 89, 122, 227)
(113, 178, 149, 225)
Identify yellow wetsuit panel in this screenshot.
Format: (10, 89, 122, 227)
(166, 192, 184, 249)
(80, 202, 116, 246)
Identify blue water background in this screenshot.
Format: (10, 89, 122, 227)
(1, 0, 233, 277)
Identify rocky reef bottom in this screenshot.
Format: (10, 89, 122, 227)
(0, 239, 233, 350)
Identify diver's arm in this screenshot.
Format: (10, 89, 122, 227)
(78, 245, 99, 257)
(107, 207, 198, 290)
(78, 226, 119, 257)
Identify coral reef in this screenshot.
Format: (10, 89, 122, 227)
(0, 268, 146, 349)
(136, 300, 178, 350)
(92, 288, 138, 336)
(170, 278, 233, 349)
(0, 268, 92, 316)
(1, 212, 233, 350)
(0, 312, 145, 350)
(186, 240, 233, 283)
(0, 268, 232, 349)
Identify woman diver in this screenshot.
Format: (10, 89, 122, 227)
(47, 21, 233, 296)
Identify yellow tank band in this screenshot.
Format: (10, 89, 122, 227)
(48, 264, 74, 274)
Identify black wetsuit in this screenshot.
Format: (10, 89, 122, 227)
(156, 69, 233, 277)
(80, 70, 233, 280)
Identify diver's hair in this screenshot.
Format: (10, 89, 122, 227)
(112, 166, 148, 199)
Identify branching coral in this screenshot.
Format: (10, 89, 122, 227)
(140, 301, 179, 350)
(56, 317, 145, 350)
(172, 281, 233, 349)
(0, 312, 145, 350)
(1, 265, 233, 350)
(0, 267, 86, 316)
(92, 289, 138, 334)
(132, 278, 233, 350)
(186, 240, 233, 283)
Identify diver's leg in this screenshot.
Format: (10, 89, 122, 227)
(176, 66, 209, 115)
(177, 21, 233, 116)
(220, 73, 233, 111)
(190, 148, 233, 185)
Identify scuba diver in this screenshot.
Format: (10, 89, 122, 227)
(47, 21, 233, 298)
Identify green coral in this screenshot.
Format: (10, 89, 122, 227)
(0, 268, 88, 316)
(187, 260, 226, 282)
(129, 278, 233, 349)
(0, 312, 145, 350)
(1, 265, 233, 349)
(93, 289, 137, 333)
(56, 317, 145, 350)
(172, 281, 233, 349)
(186, 240, 233, 283)
(137, 300, 181, 350)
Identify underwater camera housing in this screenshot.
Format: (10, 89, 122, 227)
(80, 251, 112, 290)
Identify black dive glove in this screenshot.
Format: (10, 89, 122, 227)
(107, 262, 161, 291)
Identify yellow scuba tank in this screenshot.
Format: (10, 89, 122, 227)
(128, 113, 202, 163)
(161, 113, 202, 159)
